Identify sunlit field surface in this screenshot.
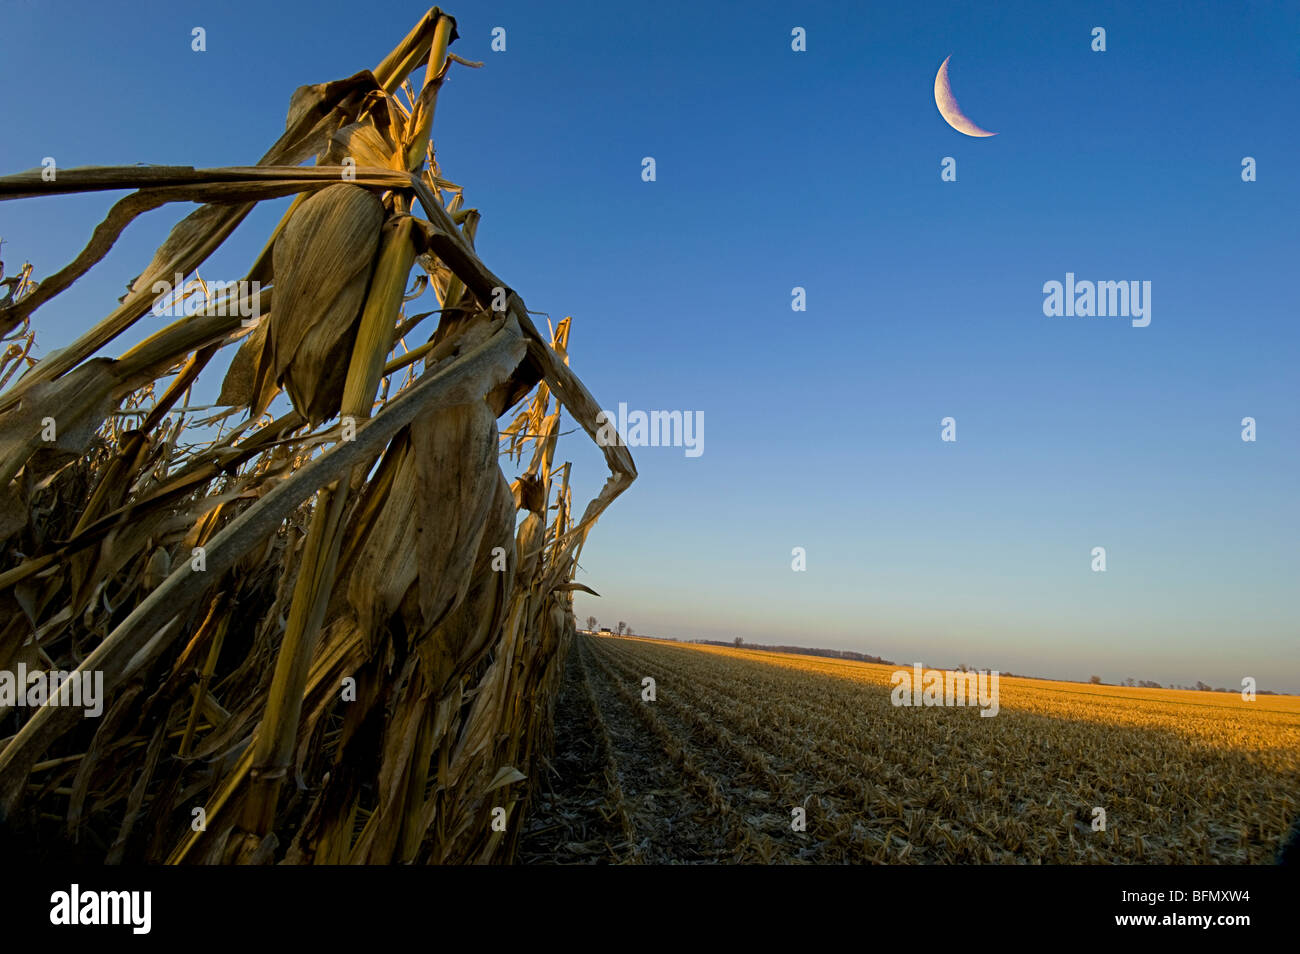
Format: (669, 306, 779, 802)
(521, 635, 1300, 864)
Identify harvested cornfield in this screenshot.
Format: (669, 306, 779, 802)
(0, 8, 633, 864)
(521, 636, 1300, 863)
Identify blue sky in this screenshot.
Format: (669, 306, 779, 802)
(2, 1, 1297, 690)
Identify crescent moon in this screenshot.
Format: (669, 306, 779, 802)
(934, 55, 997, 137)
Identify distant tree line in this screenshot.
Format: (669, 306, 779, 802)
(1109, 676, 1277, 694)
(582, 617, 635, 637)
(694, 639, 893, 666)
(606, 632, 1287, 695)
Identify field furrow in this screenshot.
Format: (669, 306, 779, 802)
(518, 639, 638, 864)
(588, 635, 810, 862)
(521, 636, 1299, 864)
(575, 636, 736, 863)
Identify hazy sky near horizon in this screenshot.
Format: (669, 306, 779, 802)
(1, 1, 1296, 690)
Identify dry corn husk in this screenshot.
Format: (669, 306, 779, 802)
(515, 510, 545, 583)
(418, 467, 515, 685)
(410, 398, 500, 627)
(270, 183, 384, 423)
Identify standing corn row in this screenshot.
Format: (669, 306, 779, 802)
(0, 7, 635, 864)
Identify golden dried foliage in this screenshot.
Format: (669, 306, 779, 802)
(0, 8, 633, 864)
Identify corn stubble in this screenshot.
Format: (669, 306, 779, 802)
(554, 637, 1298, 864)
(0, 8, 634, 864)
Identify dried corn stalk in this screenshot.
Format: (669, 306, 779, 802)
(0, 7, 634, 865)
